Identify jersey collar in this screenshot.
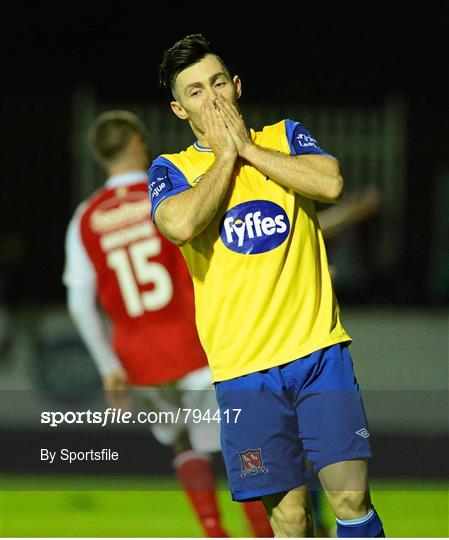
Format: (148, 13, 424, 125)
(105, 171, 147, 188)
(194, 141, 213, 153)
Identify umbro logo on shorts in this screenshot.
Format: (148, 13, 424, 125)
(356, 428, 370, 439)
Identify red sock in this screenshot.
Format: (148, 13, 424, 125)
(242, 500, 274, 537)
(174, 450, 229, 538)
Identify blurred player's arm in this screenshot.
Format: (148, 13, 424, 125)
(217, 96, 343, 204)
(66, 287, 131, 410)
(66, 287, 124, 379)
(153, 99, 237, 245)
(317, 185, 380, 238)
(63, 212, 130, 408)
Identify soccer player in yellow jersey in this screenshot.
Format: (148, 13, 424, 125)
(148, 34, 385, 538)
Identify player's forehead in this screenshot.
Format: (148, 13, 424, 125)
(174, 54, 229, 92)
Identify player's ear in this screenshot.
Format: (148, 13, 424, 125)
(170, 100, 189, 120)
(233, 75, 242, 99)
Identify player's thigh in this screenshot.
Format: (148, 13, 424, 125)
(262, 485, 314, 537)
(263, 484, 310, 516)
(318, 459, 372, 519)
(318, 458, 369, 492)
(133, 385, 185, 447)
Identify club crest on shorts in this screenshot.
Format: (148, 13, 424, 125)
(238, 448, 269, 478)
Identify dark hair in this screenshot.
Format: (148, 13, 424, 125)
(159, 34, 228, 95)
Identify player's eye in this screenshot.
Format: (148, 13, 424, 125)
(190, 90, 201, 97)
(215, 82, 226, 88)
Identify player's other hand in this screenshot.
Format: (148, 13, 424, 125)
(357, 185, 381, 218)
(216, 95, 252, 157)
(102, 367, 133, 412)
(200, 98, 237, 158)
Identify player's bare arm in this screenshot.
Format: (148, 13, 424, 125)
(156, 99, 237, 245)
(318, 185, 380, 238)
(218, 96, 343, 204)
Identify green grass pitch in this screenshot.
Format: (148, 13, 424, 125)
(1, 476, 447, 537)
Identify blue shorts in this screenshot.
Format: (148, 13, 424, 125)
(215, 343, 372, 501)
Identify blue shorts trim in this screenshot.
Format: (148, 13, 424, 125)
(215, 344, 372, 501)
(313, 453, 372, 475)
(231, 479, 307, 502)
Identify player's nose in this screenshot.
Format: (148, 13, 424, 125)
(205, 86, 218, 102)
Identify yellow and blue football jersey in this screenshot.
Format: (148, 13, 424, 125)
(148, 119, 351, 382)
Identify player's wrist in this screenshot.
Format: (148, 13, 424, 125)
(215, 148, 238, 162)
(238, 140, 256, 161)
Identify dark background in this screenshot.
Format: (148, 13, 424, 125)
(0, 4, 448, 495)
(1, 4, 448, 308)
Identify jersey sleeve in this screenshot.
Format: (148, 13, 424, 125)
(284, 119, 335, 158)
(62, 204, 97, 290)
(148, 156, 192, 222)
